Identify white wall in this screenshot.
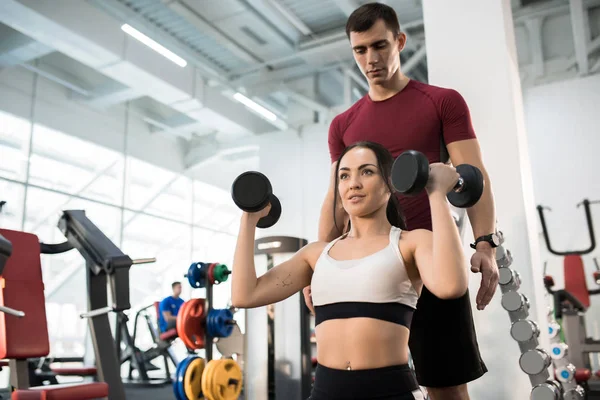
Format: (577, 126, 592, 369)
(523, 74, 600, 367)
(256, 123, 331, 243)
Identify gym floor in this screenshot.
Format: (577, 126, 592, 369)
(125, 385, 175, 399)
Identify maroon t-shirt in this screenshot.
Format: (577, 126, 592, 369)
(328, 80, 477, 231)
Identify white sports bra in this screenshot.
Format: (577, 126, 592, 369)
(310, 226, 419, 328)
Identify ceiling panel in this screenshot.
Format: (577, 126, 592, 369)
(116, 0, 250, 72)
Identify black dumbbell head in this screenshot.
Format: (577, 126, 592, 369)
(391, 150, 430, 195)
(231, 171, 272, 212)
(447, 164, 484, 208)
(257, 194, 282, 229)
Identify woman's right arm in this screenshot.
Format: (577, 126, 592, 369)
(231, 212, 315, 309)
(405, 164, 469, 299)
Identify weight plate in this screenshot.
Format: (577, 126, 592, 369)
(213, 264, 230, 284)
(211, 359, 243, 400)
(175, 356, 196, 400)
(216, 323, 244, 358)
(173, 357, 187, 400)
(176, 300, 192, 344)
(519, 349, 550, 375)
(257, 194, 281, 229)
(178, 298, 206, 350)
(208, 262, 216, 285)
(201, 359, 219, 400)
(447, 164, 484, 208)
(231, 171, 272, 212)
(510, 320, 538, 342)
(391, 150, 429, 194)
(184, 357, 205, 400)
(530, 382, 561, 400)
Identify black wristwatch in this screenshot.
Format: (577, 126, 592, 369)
(470, 233, 501, 249)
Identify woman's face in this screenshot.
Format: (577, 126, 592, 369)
(337, 147, 390, 217)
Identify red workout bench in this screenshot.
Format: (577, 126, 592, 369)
(0, 228, 108, 399)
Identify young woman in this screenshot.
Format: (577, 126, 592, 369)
(231, 141, 469, 400)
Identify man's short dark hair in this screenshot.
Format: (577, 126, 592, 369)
(345, 2, 401, 39)
(172, 281, 181, 289)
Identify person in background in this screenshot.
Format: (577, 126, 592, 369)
(158, 281, 185, 332)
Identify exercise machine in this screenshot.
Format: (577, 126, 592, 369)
(538, 199, 600, 397)
(115, 301, 179, 386)
(1, 209, 154, 399)
(0, 227, 109, 398)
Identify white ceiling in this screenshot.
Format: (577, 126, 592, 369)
(0, 0, 599, 171)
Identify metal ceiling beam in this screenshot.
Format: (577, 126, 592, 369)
(20, 61, 91, 96)
(403, 45, 427, 74)
(82, 81, 143, 109)
(331, 0, 361, 17)
(524, 18, 545, 79)
(512, 0, 600, 24)
(166, 0, 262, 64)
(0, 29, 54, 67)
(184, 135, 259, 171)
(264, 0, 313, 35)
(569, 0, 590, 75)
(233, 59, 353, 93)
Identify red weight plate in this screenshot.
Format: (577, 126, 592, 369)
(208, 263, 217, 285)
(180, 298, 207, 350)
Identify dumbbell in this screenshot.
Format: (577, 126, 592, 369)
(231, 171, 282, 228)
(391, 150, 484, 208)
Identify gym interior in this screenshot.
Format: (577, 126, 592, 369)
(0, 0, 599, 399)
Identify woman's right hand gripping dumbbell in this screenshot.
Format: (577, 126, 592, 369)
(425, 163, 461, 196)
(243, 202, 272, 226)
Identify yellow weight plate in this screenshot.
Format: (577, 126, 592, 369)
(201, 359, 218, 400)
(184, 357, 205, 399)
(212, 359, 243, 400)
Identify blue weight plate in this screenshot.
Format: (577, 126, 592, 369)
(177, 356, 196, 400)
(173, 357, 188, 400)
(207, 309, 215, 338)
(217, 309, 234, 338)
(187, 263, 198, 288)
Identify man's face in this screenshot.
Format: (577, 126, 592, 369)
(173, 284, 182, 297)
(349, 19, 406, 86)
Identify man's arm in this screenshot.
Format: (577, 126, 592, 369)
(447, 138, 499, 309)
(317, 116, 348, 242)
(317, 162, 348, 242)
(162, 310, 176, 322)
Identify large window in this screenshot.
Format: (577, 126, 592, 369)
(0, 110, 239, 359)
(0, 111, 31, 182)
(0, 180, 25, 230)
(29, 124, 124, 206)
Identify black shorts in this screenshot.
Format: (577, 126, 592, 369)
(408, 286, 488, 388)
(309, 363, 425, 400)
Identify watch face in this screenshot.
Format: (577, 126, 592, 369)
(491, 234, 500, 246)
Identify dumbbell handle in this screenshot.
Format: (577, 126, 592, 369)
(80, 306, 113, 319)
(453, 176, 466, 193)
(0, 305, 25, 318)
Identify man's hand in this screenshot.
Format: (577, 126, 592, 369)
(470, 246, 499, 310)
(303, 286, 315, 315)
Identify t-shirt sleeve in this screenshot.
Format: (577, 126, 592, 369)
(328, 115, 345, 163)
(439, 89, 477, 145)
(158, 298, 170, 313)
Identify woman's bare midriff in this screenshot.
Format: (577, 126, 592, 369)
(314, 317, 410, 370)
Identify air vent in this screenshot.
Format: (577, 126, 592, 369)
(521, 0, 549, 6)
(240, 26, 267, 45)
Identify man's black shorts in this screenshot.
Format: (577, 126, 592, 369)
(408, 286, 488, 388)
